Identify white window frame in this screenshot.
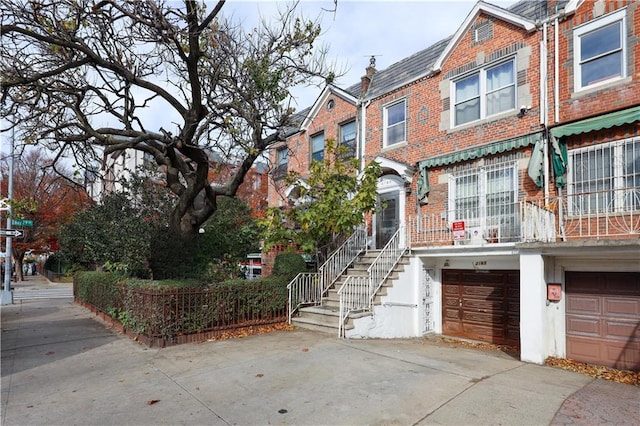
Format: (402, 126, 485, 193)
(567, 137, 639, 216)
(573, 8, 627, 92)
(448, 162, 518, 238)
(383, 99, 406, 147)
(452, 58, 516, 127)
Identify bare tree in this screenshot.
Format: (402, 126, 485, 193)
(1, 0, 338, 237)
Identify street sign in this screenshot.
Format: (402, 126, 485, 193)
(12, 219, 33, 227)
(0, 229, 24, 238)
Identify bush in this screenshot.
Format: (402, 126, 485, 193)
(74, 271, 124, 313)
(272, 252, 308, 281)
(75, 272, 289, 340)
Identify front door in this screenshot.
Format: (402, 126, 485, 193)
(376, 190, 399, 248)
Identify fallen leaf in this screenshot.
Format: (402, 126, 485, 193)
(301, 348, 309, 352)
(147, 399, 160, 405)
(45, 351, 55, 356)
(256, 373, 264, 378)
(545, 357, 639, 386)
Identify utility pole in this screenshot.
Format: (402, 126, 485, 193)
(0, 126, 15, 305)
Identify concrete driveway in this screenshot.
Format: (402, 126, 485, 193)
(2, 293, 638, 426)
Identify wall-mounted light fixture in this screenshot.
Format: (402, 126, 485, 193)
(517, 105, 532, 118)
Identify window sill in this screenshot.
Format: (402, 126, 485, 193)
(448, 109, 517, 133)
(381, 141, 408, 152)
(572, 76, 631, 99)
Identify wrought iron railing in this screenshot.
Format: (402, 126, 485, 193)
(337, 226, 406, 337)
(408, 186, 640, 246)
(540, 187, 640, 239)
(287, 226, 368, 323)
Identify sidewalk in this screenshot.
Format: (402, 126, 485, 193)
(2, 296, 638, 426)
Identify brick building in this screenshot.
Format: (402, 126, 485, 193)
(272, 0, 640, 371)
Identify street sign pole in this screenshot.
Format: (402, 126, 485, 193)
(1, 126, 15, 305)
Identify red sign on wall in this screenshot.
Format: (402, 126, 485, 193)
(452, 221, 465, 240)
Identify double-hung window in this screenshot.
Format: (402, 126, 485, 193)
(568, 138, 640, 215)
(384, 100, 406, 146)
(574, 9, 626, 91)
(453, 59, 515, 126)
(311, 132, 325, 162)
(340, 120, 357, 158)
(449, 162, 519, 242)
(274, 147, 288, 179)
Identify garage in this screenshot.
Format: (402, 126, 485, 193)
(566, 271, 640, 371)
(442, 269, 519, 347)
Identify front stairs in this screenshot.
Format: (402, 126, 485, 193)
(291, 250, 410, 334)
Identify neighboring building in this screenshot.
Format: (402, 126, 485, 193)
(87, 148, 154, 201)
(273, 0, 640, 371)
(88, 148, 269, 219)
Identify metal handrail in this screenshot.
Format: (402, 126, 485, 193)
(367, 226, 405, 306)
(337, 275, 369, 337)
(318, 226, 367, 296)
(287, 272, 320, 323)
(337, 226, 406, 338)
(288, 226, 368, 323)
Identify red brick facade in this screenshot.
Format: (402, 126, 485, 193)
(267, 0, 640, 253)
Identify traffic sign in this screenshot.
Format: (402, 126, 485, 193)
(12, 219, 33, 227)
(0, 229, 24, 238)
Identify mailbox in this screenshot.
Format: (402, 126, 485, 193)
(547, 283, 562, 302)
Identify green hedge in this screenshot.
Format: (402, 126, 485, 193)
(75, 272, 289, 340)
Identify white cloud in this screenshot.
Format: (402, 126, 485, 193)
(223, 0, 519, 109)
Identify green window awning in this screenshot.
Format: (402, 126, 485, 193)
(550, 106, 640, 139)
(418, 131, 542, 169)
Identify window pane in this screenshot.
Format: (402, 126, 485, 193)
(486, 61, 515, 115)
(624, 140, 640, 210)
(581, 52, 622, 86)
(455, 74, 480, 125)
(311, 134, 324, 162)
(581, 22, 621, 61)
(486, 61, 514, 91)
(387, 102, 405, 126)
(387, 122, 405, 145)
(486, 86, 515, 116)
(571, 146, 613, 214)
(455, 98, 480, 126)
(455, 74, 479, 101)
(454, 175, 479, 220)
(277, 148, 288, 165)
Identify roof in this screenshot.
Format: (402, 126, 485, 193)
(289, 0, 574, 132)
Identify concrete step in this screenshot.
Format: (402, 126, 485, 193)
(291, 305, 372, 334)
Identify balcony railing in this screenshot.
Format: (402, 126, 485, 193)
(408, 186, 640, 247)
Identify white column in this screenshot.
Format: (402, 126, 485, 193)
(520, 251, 546, 364)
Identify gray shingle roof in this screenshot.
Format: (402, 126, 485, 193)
(291, 1, 570, 126)
(365, 36, 451, 100)
(362, 0, 570, 101)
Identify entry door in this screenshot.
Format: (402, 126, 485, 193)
(376, 191, 399, 248)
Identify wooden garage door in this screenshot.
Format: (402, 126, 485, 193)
(442, 270, 520, 347)
(566, 271, 640, 371)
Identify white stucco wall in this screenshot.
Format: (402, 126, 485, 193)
(347, 256, 421, 338)
(520, 251, 546, 364)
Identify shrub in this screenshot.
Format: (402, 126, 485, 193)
(272, 252, 307, 281)
(75, 272, 289, 341)
(74, 271, 123, 313)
